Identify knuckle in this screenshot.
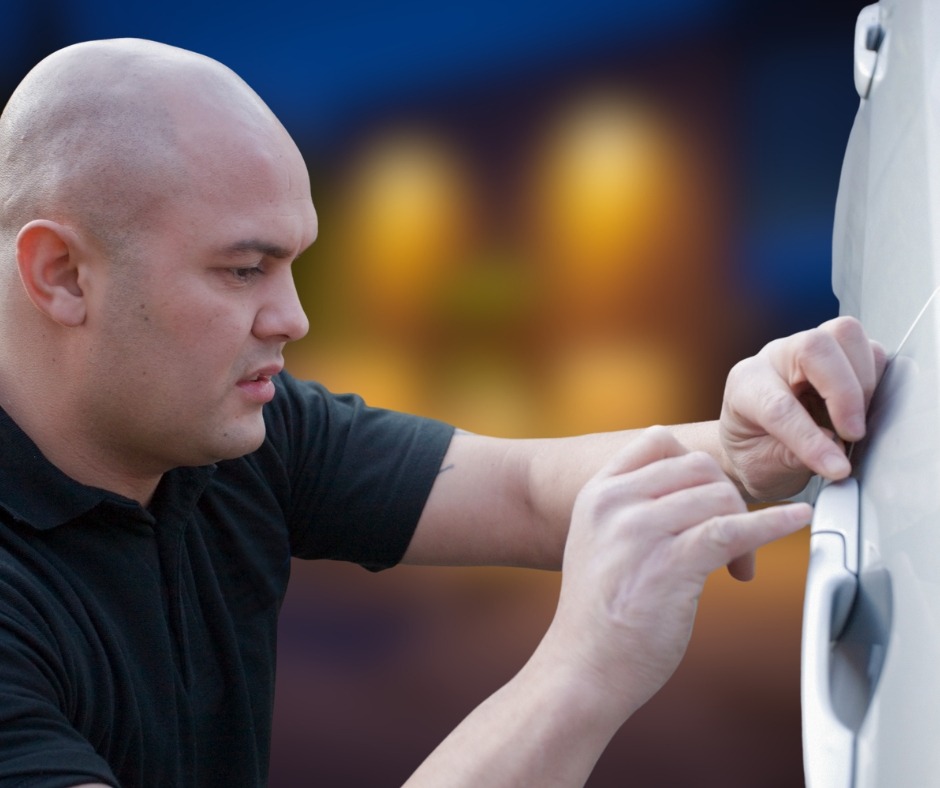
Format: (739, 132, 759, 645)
(825, 314, 863, 341)
(755, 336, 787, 361)
(579, 475, 637, 519)
(726, 355, 757, 385)
(797, 328, 834, 359)
(640, 424, 678, 450)
(683, 450, 720, 478)
(711, 480, 744, 511)
(703, 516, 737, 551)
(578, 474, 616, 507)
(760, 387, 798, 426)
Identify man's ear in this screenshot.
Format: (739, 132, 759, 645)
(15, 220, 88, 327)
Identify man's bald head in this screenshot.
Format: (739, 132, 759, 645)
(0, 38, 289, 263)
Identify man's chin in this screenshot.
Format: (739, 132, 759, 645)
(208, 421, 267, 464)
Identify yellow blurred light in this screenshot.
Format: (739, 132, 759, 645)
(339, 131, 474, 330)
(527, 91, 683, 313)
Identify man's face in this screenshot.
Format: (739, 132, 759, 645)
(82, 124, 317, 475)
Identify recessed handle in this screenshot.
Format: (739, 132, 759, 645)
(801, 478, 859, 788)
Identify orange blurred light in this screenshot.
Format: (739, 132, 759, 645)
(544, 339, 691, 435)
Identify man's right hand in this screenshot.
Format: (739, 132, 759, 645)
(539, 426, 811, 720)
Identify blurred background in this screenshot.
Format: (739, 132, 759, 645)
(1, 1, 868, 784)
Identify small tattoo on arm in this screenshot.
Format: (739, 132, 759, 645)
(438, 428, 471, 475)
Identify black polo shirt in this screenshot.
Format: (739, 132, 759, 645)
(0, 372, 454, 787)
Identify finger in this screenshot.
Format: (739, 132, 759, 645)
(679, 502, 812, 579)
(769, 327, 867, 443)
(599, 450, 729, 503)
(822, 318, 887, 397)
(623, 480, 748, 538)
(595, 426, 688, 481)
(871, 339, 888, 382)
(820, 316, 880, 393)
(726, 551, 755, 582)
(814, 316, 883, 437)
(749, 374, 852, 480)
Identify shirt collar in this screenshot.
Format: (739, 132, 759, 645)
(0, 406, 215, 530)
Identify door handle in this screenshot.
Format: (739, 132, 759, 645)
(802, 478, 859, 788)
(854, 3, 884, 98)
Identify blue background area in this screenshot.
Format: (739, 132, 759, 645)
(0, 0, 864, 343)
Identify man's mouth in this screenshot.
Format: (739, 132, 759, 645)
(243, 363, 283, 383)
(237, 367, 280, 403)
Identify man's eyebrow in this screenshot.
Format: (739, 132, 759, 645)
(221, 239, 294, 259)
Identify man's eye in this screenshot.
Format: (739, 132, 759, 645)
(229, 266, 264, 282)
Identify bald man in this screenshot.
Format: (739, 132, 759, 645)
(0, 39, 882, 787)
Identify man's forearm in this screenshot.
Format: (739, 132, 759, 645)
(405, 417, 779, 571)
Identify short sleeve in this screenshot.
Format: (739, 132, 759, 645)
(0, 568, 119, 788)
(258, 373, 455, 570)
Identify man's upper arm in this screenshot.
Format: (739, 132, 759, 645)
(401, 431, 563, 568)
(0, 621, 117, 785)
(0, 570, 119, 787)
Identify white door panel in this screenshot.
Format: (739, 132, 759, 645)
(832, 0, 940, 353)
(804, 0, 940, 784)
(852, 293, 940, 787)
(803, 293, 940, 786)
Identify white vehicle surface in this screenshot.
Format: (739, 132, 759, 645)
(802, 1, 940, 785)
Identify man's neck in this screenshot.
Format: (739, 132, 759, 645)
(0, 387, 162, 507)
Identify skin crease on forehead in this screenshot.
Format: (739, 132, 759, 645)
(0, 39, 318, 505)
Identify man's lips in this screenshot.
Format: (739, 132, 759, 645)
(241, 363, 283, 382)
(237, 365, 282, 403)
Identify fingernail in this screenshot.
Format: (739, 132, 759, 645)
(822, 452, 850, 477)
(789, 502, 813, 523)
(845, 415, 865, 439)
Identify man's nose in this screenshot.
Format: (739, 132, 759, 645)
(253, 270, 310, 342)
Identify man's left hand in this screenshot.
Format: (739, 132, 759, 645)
(719, 315, 886, 502)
